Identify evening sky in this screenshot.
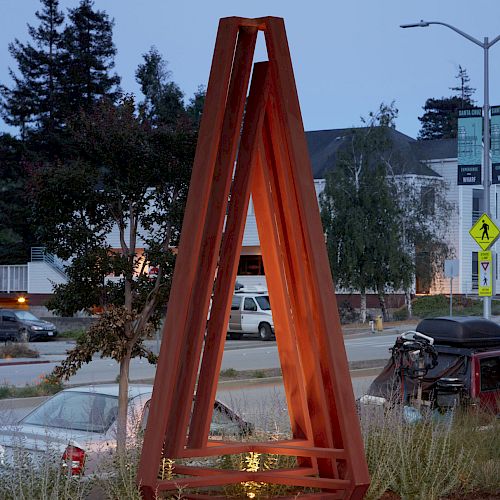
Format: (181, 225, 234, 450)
(2, 0, 500, 138)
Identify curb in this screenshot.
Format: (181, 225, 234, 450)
(0, 359, 50, 367)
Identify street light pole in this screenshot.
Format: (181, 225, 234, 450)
(483, 37, 491, 318)
(401, 20, 500, 319)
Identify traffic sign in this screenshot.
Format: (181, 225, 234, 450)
(478, 251, 493, 296)
(469, 213, 500, 250)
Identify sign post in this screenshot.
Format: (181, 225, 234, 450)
(444, 259, 459, 316)
(469, 214, 500, 318)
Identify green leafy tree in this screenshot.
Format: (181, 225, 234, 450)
(320, 104, 409, 322)
(0, 0, 65, 136)
(30, 97, 195, 450)
(135, 46, 185, 128)
(388, 176, 453, 315)
(321, 102, 453, 320)
(418, 66, 475, 140)
(376, 105, 454, 316)
(186, 85, 206, 129)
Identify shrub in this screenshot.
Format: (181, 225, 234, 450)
(411, 294, 483, 319)
(0, 374, 63, 399)
(57, 329, 86, 341)
(220, 368, 238, 378)
(0, 343, 39, 359)
(338, 300, 358, 324)
(392, 307, 408, 321)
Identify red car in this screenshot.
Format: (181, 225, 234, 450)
(368, 316, 500, 414)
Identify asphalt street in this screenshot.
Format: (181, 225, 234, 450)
(0, 375, 377, 431)
(0, 333, 398, 387)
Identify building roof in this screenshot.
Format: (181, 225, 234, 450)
(410, 138, 457, 161)
(305, 127, 443, 179)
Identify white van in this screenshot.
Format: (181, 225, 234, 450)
(228, 288, 274, 341)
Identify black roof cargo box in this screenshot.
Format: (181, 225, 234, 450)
(416, 316, 500, 347)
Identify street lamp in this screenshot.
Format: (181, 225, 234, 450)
(401, 20, 500, 319)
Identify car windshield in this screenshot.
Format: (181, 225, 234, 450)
(255, 295, 271, 311)
(22, 391, 119, 433)
(14, 311, 38, 321)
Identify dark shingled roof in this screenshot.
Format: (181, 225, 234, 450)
(305, 127, 442, 179)
(410, 138, 457, 161)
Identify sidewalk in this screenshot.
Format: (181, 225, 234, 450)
(342, 320, 418, 337)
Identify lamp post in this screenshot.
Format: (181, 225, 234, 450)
(401, 20, 500, 319)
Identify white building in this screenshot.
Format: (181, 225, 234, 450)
(1, 129, 496, 309)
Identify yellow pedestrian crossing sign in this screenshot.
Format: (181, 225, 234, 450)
(469, 213, 500, 250)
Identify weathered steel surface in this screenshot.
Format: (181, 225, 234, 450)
(138, 16, 370, 499)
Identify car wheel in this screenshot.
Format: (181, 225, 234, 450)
(229, 332, 243, 340)
(258, 323, 273, 341)
(18, 328, 29, 343)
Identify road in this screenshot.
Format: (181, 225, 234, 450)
(0, 333, 397, 387)
(0, 373, 377, 431)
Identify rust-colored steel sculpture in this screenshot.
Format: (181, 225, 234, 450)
(137, 16, 370, 499)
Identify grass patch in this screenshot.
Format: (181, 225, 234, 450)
(56, 329, 86, 341)
(220, 368, 238, 378)
(0, 343, 39, 359)
(0, 375, 63, 399)
(219, 367, 282, 380)
(361, 404, 500, 499)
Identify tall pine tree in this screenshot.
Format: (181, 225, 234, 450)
(418, 66, 475, 140)
(0, 0, 65, 136)
(61, 0, 120, 114)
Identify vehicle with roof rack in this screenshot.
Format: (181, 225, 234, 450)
(365, 316, 500, 415)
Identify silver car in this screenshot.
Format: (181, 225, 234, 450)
(0, 384, 252, 475)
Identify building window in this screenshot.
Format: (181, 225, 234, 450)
(237, 255, 264, 275)
(472, 251, 478, 290)
(473, 189, 484, 224)
(415, 249, 431, 294)
(420, 186, 435, 216)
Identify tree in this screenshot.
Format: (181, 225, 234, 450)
(321, 102, 453, 320)
(0, 0, 65, 136)
(320, 104, 409, 322)
(60, 0, 120, 114)
(389, 176, 453, 313)
(450, 64, 475, 102)
(418, 66, 475, 140)
(186, 85, 206, 129)
(377, 108, 454, 315)
(136, 46, 185, 128)
(30, 97, 196, 451)
(0, 133, 35, 263)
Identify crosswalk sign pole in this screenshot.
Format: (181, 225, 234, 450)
(469, 213, 500, 319)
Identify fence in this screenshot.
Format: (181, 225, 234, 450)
(0, 265, 28, 292)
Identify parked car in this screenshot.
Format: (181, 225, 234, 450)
(228, 288, 274, 340)
(0, 309, 58, 342)
(0, 384, 253, 475)
(366, 316, 500, 415)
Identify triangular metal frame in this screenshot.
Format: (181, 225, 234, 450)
(138, 17, 369, 499)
